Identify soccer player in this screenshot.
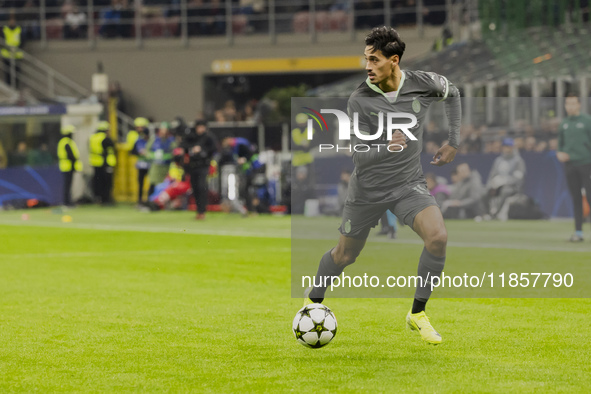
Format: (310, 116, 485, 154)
(305, 27, 461, 345)
(556, 93, 591, 242)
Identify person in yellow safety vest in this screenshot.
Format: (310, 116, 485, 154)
(89, 121, 117, 205)
(1, 14, 24, 87)
(57, 125, 82, 207)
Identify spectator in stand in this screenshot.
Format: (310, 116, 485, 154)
(424, 140, 439, 155)
(441, 163, 485, 219)
(21, 0, 41, 40)
(484, 138, 526, 219)
(484, 139, 502, 154)
(8, 141, 28, 167)
(203, 0, 226, 36)
(64, 2, 87, 39)
(242, 99, 257, 121)
(355, 0, 382, 28)
(45, 0, 61, 19)
(100, 0, 133, 38)
(392, 0, 417, 26)
(187, 0, 205, 36)
(462, 124, 483, 153)
(523, 136, 537, 152)
(535, 140, 548, 152)
(28, 141, 54, 166)
(215, 100, 239, 122)
(425, 172, 450, 207)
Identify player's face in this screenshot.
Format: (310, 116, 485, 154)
(565, 97, 581, 116)
(364, 46, 397, 85)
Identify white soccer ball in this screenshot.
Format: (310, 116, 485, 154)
(292, 303, 337, 348)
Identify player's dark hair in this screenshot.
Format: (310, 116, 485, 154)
(566, 91, 580, 100)
(365, 26, 406, 62)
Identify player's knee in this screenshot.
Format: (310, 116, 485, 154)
(426, 228, 447, 253)
(332, 247, 359, 268)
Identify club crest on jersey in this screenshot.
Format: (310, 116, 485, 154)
(344, 219, 352, 234)
(412, 99, 421, 113)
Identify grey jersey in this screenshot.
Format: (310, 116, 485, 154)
(346, 70, 461, 203)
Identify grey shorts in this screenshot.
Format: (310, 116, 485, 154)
(339, 181, 438, 239)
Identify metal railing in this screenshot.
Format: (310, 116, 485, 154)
(2, 0, 459, 47)
(0, 42, 90, 99)
(0, 40, 135, 135)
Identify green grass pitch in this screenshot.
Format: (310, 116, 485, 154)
(0, 206, 590, 392)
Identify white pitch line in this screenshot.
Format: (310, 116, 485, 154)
(0, 247, 290, 260)
(0, 220, 290, 239)
(2, 220, 590, 253)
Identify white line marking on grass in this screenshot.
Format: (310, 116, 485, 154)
(365, 237, 591, 253)
(0, 247, 290, 259)
(0, 220, 290, 239)
(2, 220, 589, 253)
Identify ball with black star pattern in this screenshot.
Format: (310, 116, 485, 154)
(292, 303, 337, 348)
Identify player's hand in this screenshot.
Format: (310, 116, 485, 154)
(556, 151, 570, 162)
(388, 130, 407, 151)
(192, 146, 202, 154)
(431, 144, 457, 166)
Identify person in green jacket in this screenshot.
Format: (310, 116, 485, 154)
(147, 122, 176, 197)
(557, 93, 591, 242)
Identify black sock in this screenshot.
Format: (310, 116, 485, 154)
(308, 249, 343, 303)
(414, 247, 445, 308)
(412, 299, 427, 314)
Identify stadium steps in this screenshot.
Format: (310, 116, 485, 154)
(0, 38, 134, 133)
